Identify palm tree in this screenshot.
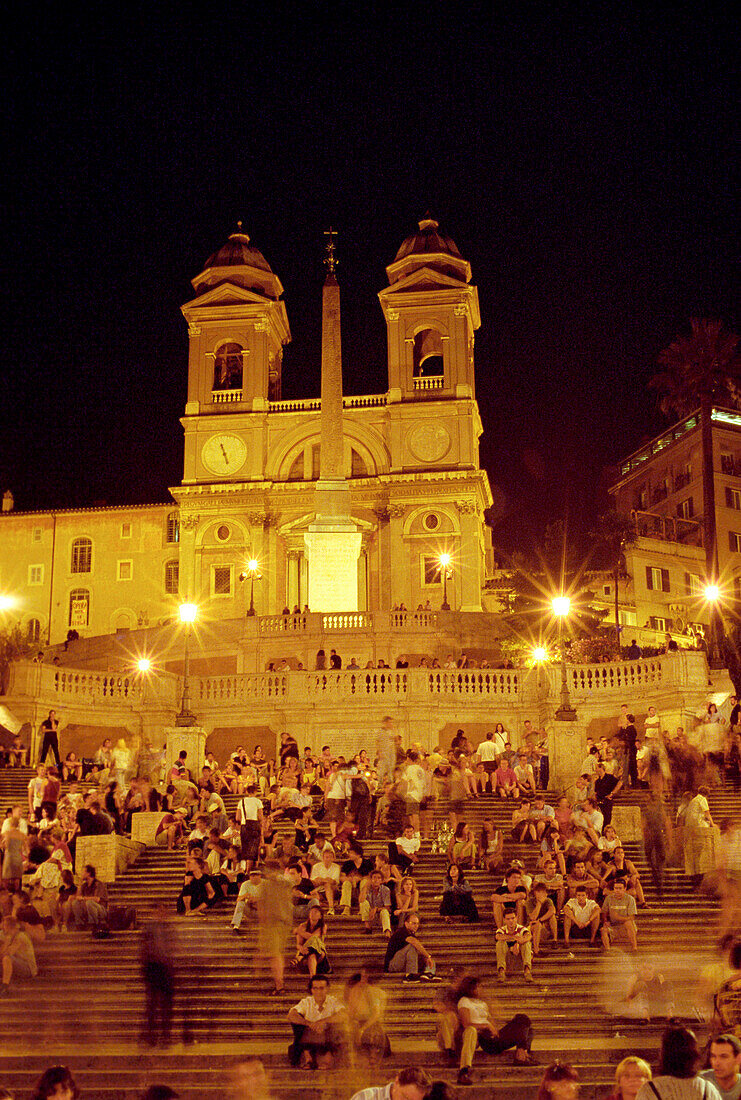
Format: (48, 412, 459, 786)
(590, 511, 636, 653)
(650, 319, 741, 658)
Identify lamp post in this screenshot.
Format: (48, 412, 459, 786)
(175, 602, 198, 727)
(439, 553, 452, 611)
(241, 559, 261, 617)
(704, 583, 722, 668)
(552, 596, 577, 721)
(532, 645, 547, 694)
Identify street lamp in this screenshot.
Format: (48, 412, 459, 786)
(240, 559, 261, 617)
(532, 646, 548, 662)
(704, 584, 722, 667)
(0, 595, 16, 612)
(175, 602, 198, 727)
(439, 553, 452, 611)
(136, 657, 152, 673)
(552, 595, 577, 721)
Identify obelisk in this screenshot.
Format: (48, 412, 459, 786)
(304, 230, 361, 611)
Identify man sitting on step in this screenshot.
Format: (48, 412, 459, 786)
(310, 846, 341, 913)
(563, 886, 601, 948)
(338, 841, 374, 915)
(495, 909, 534, 982)
(287, 975, 347, 1069)
(384, 913, 439, 982)
(491, 867, 528, 927)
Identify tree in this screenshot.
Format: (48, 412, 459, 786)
(589, 511, 636, 652)
(650, 319, 741, 660)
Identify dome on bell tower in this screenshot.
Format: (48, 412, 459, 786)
(386, 214, 471, 286)
(191, 223, 284, 301)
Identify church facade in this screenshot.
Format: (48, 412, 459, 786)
(1, 217, 494, 647)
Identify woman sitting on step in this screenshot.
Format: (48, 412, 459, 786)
(447, 823, 478, 869)
(392, 876, 419, 927)
(294, 903, 331, 977)
(440, 864, 479, 923)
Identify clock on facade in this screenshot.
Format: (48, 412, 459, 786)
(201, 434, 248, 475)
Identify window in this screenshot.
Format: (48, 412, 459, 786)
(213, 342, 243, 391)
(211, 565, 233, 597)
(635, 488, 648, 511)
(676, 497, 694, 519)
(165, 560, 179, 595)
(120, 522, 132, 539)
(166, 513, 180, 544)
(646, 566, 670, 592)
(619, 609, 637, 627)
(727, 488, 741, 511)
(422, 555, 443, 586)
(71, 537, 92, 574)
(32, 527, 42, 543)
(412, 329, 444, 377)
(722, 452, 735, 475)
(28, 564, 44, 586)
(603, 584, 612, 596)
(26, 618, 41, 643)
(674, 463, 692, 491)
(69, 588, 90, 627)
(117, 560, 133, 581)
(730, 532, 741, 553)
(216, 524, 230, 542)
(684, 572, 703, 596)
(649, 615, 673, 631)
(424, 513, 440, 531)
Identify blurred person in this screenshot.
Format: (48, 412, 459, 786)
(479, 818, 503, 872)
(635, 1025, 722, 1099)
(30, 1066, 79, 1100)
(224, 1057, 273, 1100)
(258, 859, 293, 995)
(348, 1067, 431, 1100)
(604, 1056, 652, 1100)
(141, 1089, 179, 1100)
(438, 973, 534, 1085)
(685, 786, 717, 889)
(622, 958, 675, 1021)
(717, 818, 741, 938)
(642, 790, 672, 897)
(139, 904, 176, 1047)
(344, 967, 390, 1062)
(1, 913, 37, 994)
(536, 1062, 580, 1100)
(701, 1034, 741, 1100)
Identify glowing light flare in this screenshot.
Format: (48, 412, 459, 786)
(704, 584, 721, 602)
(0, 595, 16, 612)
(438, 553, 451, 569)
(532, 646, 548, 661)
(179, 602, 198, 624)
(551, 595, 571, 617)
(136, 657, 152, 673)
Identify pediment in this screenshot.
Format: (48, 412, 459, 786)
(379, 266, 468, 297)
(181, 282, 274, 312)
(278, 512, 376, 537)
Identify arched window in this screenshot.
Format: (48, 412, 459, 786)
(70, 537, 92, 574)
(166, 512, 180, 544)
(26, 618, 41, 643)
(213, 342, 243, 390)
(165, 560, 179, 595)
(69, 588, 90, 627)
(413, 329, 444, 377)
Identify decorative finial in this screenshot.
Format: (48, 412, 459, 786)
(323, 227, 338, 275)
(237, 220, 243, 231)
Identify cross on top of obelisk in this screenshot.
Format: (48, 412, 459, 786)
(323, 227, 338, 274)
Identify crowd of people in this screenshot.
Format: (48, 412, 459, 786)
(2, 691, 741, 1094)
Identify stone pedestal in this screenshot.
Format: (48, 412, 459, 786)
(75, 835, 144, 882)
(164, 725, 206, 776)
(548, 718, 589, 795)
(131, 811, 167, 846)
(304, 524, 362, 612)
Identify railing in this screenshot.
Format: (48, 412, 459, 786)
(211, 389, 242, 404)
(260, 614, 309, 635)
(567, 658, 664, 695)
(389, 610, 438, 629)
(51, 669, 143, 702)
(426, 670, 520, 697)
(306, 670, 408, 698)
(632, 510, 703, 546)
(413, 376, 444, 391)
(269, 394, 387, 414)
(322, 613, 368, 631)
(194, 673, 288, 703)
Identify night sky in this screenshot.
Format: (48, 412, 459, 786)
(3, 6, 738, 556)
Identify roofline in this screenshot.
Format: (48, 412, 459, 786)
(0, 501, 176, 519)
(611, 406, 741, 487)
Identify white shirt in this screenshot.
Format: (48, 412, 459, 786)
(349, 1085, 393, 1100)
(395, 834, 421, 856)
(477, 740, 500, 762)
(311, 861, 340, 884)
(457, 996, 490, 1026)
(292, 993, 344, 1023)
(237, 796, 262, 822)
(637, 1076, 721, 1100)
(1, 818, 28, 836)
(405, 764, 425, 801)
(564, 897, 599, 927)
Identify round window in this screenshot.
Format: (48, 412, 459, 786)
(216, 524, 230, 542)
(424, 513, 440, 531)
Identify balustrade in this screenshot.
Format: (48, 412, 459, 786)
(194, 673, 288, 704)
(211, 389, 242, 404)
(260, 614, 308, 635)
(426, 670, 520, 697)
(306, 670, 408, 698)
(389, 610, 438, 629)
(321, 613, 368, 631)
(412, 375, 444, 391)
(567, 658, 664, 695)
(51, 668, 142, 702)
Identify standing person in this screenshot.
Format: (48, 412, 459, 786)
(376, 716, 397, 786)
(140, 904, 176, 1047)
(641, 790, 672, 897)
(623, 714, 639, 789)
(635, 1025, 722, 1099)
(27, 766, 46, 824)
(258, 859, 293, 996)
(684, 786, 717, 889)
(344, 967, 390, 1063)
(594, 762, 623, 827)
(701, 1034, 741, 1099)
(476, 733, 500, 791)
(236, 784, 263, 872)
(38, 711, 61, 769)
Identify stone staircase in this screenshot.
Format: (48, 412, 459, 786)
(0, 767, 735, 1099)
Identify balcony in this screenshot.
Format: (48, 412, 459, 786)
(674, 472, 691, 491)
(211, 389, 242, 404)
(413, 376, 444, 392)
(632, 510, 703, 547)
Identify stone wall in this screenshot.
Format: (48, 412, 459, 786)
(75, 835, 145, 883)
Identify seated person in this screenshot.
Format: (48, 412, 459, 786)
(511, 801, 535, 843)
(440, 864, 479, 923)
(294, 904, 330, 977)
(513, 753, 537, 798)
(343, 967, 389, 1062)
(61, 752, 83, 782)
(479, 819, 504, 872)
(63, 864, 109, 929)
(566, 859, 600, 901)
(230, 869, 263, 930)
(176, 856, 217, 915)
(287, 976, 346, 1069)
(586, 848, 612, 897)
(447, 823, 477, 869)
(603, 848, 645, 907)
(310, 848, 341, 913)
(495, 909, 533, 982)
(308, 832, 335, 865)
(529, 795, 557, 842)
(383, 912, 438, 982)
(1, 914, 37, 993)
(493, 758, 518, 799)
(359, 869, 392, 936)
(597, 823, 622, 855)
(563, 827, 594, 870)
(563, 886, 601, 947)
(533, 858, 566, 913)
(491, 868, 528, 927)
(338, 842, 374, 915)
(438, 974, 534, 1085)
(600, 879, 638, 952)
(7, 735, 28, 768)
(389, 824, 421, 874)
(572, 798, 604, 846)
(525, 883, 557, 955)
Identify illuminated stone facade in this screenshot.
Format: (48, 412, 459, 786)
(0, 217, 494, 645)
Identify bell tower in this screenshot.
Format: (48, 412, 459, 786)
(378, 214, 480, 405)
